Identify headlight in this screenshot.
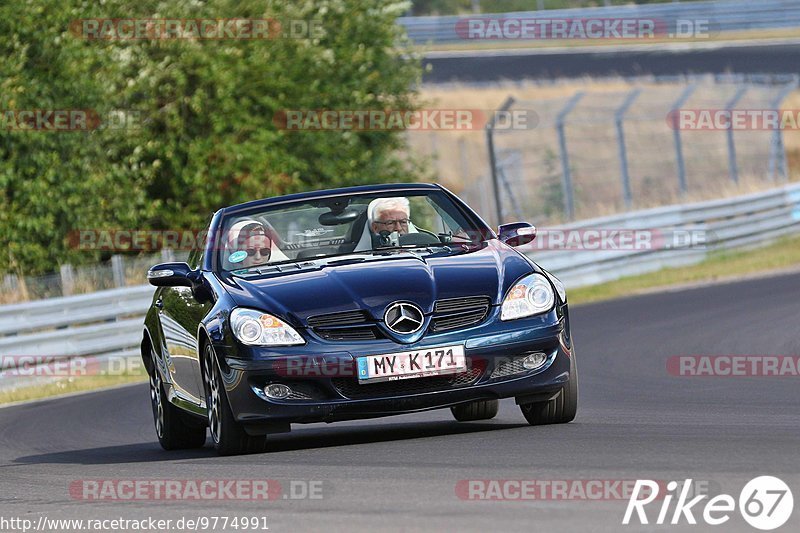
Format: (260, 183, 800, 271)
(230, 308, 305, 346)
(501, 273, 555, 321)
(543, 270, 566, 303)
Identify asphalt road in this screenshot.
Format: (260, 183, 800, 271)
(1, 271, 799, 532)
(422, 41, 800, 82)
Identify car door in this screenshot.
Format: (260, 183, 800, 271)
(158, 227, 214, 405)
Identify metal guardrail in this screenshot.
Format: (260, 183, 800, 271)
(529, 183, 800, 287)
(399, 0, 800, 45)
(1, 182, 799, 374)
(0, 285, 153, 337)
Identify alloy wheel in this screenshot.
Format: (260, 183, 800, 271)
(149, 367, 164, 438)
(203, 346, 221, 444)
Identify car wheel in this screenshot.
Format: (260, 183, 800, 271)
(203, 344, 267, 456)
(149, 363, 207, 450)
(450, 399, 499, 422)
(520, 355, 578, 425)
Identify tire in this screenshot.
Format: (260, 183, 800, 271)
(450, 399, 499, 422)
(202, 344, 267, 456)
(520, 355, 578, 425)
(149, 364, 207, 450)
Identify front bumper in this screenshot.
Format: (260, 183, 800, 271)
(214, 307, 574, 428)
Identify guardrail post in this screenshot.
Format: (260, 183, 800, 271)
(111, 255, 126, 288)
(556, 92, 585, 220)
(615, 88, 642, 209)
(486, 96, 515, 226)
(768, 76, 799, 182)
(60, 264, 75, 296)
(670, 84, 698, 196)
(725, 85, 748, 185)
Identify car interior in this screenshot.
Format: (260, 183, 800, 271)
(223, 199, 451, 270)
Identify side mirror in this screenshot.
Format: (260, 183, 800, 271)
(147, 262, 195, 287)
(498, 222, 536, 247)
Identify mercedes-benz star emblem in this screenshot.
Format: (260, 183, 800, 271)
(384, 302, 424, 334)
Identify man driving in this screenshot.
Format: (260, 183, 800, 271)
(369, 197, 411, 236)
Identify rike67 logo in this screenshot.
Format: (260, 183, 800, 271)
(623, 476, 793, 530)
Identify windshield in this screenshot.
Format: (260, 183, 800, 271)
(217, 190, 486, 272)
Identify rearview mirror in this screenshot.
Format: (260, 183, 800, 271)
(147, 262, 195, 287)
(498, 222, 536, 247)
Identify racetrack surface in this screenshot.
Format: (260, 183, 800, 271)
(422, 41, 800, 82)
(1, 272, 799, 532)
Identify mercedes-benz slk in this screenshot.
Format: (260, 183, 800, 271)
(142, 183, 577, 455)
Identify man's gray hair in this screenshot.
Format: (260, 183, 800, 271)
(369, 197, 410, 223)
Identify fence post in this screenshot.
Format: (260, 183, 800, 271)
(111, 255, 126, 287)
(497, 150, 525, 221)
(60, 264, 75, 296)
(724, 85, 748, 185)
(486, 96, 515, 226)
(768, 76, 799, 182)
(670, 84, 698, 196)
(3, 274, 19, 293)
(556, 92, 585, 221)
(615, 88, 642, 209)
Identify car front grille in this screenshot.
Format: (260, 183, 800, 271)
(430, 296, 491, 332)
(307, 310, 383, 341)
(307, 310, 371, 327)
(332, 366, 483, 399)
(307, 296, 493, 341)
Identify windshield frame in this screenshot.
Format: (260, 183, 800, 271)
(208, 185, 493, 274)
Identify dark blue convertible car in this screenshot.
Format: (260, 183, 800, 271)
(143, 183, 577, 455)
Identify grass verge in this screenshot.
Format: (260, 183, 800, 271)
(0, 372, 146, 406)
(568, 234, 800, 305)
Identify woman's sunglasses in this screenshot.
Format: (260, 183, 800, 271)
(245, 247, 271, 258)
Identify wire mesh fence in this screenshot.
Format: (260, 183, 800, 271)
(448, 74, 800, 226)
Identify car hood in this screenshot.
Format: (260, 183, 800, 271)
(220, 240, 537, 326)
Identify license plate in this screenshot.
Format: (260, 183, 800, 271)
(356, 345, 466, 383)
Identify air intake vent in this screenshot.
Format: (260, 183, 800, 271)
(431, 296, 491, 332)
(332, 366, 483, 399)
(307, 310, 371, 328)
(434, 296, 491, 314)
(307, 310, 381, 341)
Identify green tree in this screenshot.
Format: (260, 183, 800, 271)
(0, 0, 423, 275)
